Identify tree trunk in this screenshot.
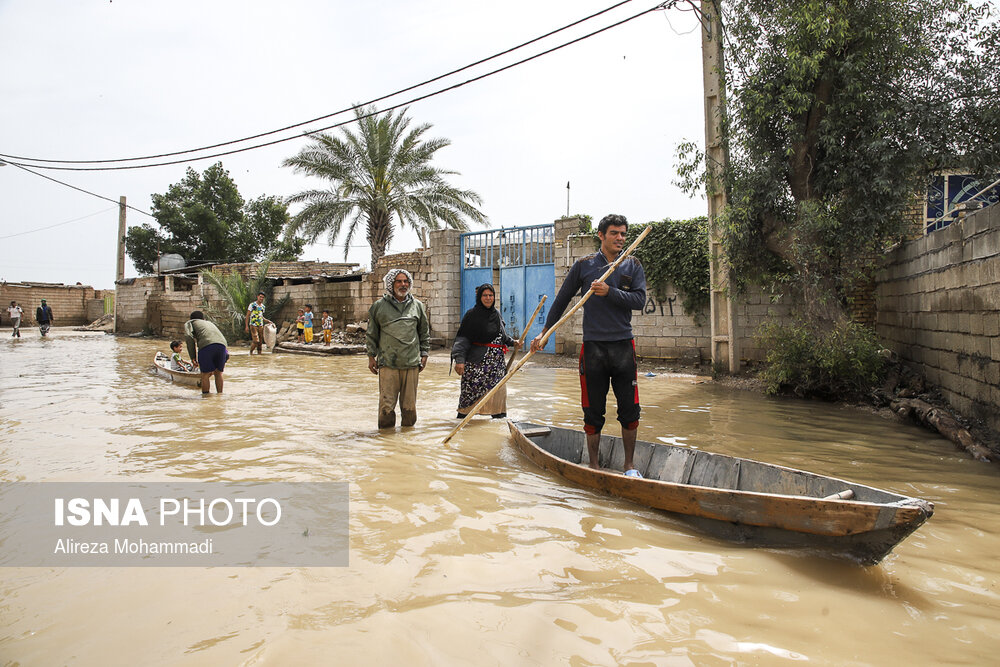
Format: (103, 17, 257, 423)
(890, 397, 994, 462)
(366, 212, 393, 269)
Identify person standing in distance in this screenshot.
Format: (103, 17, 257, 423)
(36, 299, 54, 337)
(366, 269, 429, 428)
(8, 301, 23, 338)
(531, 214, 647, 477)
(184, 311, 230, 394)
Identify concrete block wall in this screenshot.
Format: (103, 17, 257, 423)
(424, 229, 462, 343)
(271, 280, 369, 329)
(1, 283, 109, 326)
(876, 202, 1000, 431)
(210, 260, 360, 279)
(733, 288, 798, 363)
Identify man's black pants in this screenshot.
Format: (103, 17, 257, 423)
(578, 339, 640, 435)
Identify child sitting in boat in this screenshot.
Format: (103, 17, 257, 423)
(169, 340, 193, 371)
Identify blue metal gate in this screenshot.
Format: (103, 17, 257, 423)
(460, 225, 555, 353)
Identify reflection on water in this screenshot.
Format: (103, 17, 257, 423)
(2, 331, 1000, 664)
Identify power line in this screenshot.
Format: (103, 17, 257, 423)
(1, 1, 675, 173)
(1, 1, 639, 168)
(1, 160, 154, 216)
(0, 206, 117, 240)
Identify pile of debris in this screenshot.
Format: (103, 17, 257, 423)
(273, 321, 368, 356)
(74, 314, 114, 332)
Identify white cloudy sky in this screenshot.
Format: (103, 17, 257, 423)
(0, 0, 707, 289)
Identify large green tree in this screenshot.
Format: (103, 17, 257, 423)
(125, 162, 305, 274)
(683, 0, 1000, 324)
(282, 105, 487, 268)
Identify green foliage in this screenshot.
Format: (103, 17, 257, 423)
(283, 105, 487, 268)
(125, 163, 305, 274)
(622, 218, 710, 321)
(199, 257, 290, 342)
(757, 319, 887, 399)
(680, 0, 1000, 323)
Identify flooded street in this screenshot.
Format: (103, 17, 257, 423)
(2, 330, 1000, 665)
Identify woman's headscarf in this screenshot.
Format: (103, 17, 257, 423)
(455, 283, 502, 343)
(383, 268, 414, 295)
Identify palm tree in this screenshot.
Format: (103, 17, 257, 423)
(200, 257, 289, 341)
(283, 105, 487, 267)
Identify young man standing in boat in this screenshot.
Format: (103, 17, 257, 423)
(531, 214, 647, 477)
(184, 311, 230, 394)
(366, 269, 430, 429)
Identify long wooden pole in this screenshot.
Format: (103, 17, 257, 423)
(506, 295, 547, 373)
(443, 225, 652, 443)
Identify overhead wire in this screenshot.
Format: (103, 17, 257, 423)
(0, 0, 641, 168)
(1, 1, 677, 173)
(0, 206, 118, 240)
(1, 160, 154, 217)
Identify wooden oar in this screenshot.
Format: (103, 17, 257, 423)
(443, 225, 652, 444)
(506, 295, 548, 373)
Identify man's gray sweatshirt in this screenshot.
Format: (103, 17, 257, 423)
(544, 251, 646, 342)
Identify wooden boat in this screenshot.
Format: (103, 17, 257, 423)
(508, 421, 934, 564)
(152, 352, 202, 387)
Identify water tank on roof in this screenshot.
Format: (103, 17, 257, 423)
(154, 253, 186, 273)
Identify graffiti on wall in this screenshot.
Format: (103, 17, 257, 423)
(640, 295, 676, 317)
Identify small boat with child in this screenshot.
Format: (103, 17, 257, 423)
(152, 352, 201, 387)
(508, 421, 934, 564)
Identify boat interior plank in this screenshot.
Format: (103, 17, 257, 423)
(688, 454, 740, 490)
(646, 446, 696, 483)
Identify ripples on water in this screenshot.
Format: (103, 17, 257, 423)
(1, 331, 999, 665)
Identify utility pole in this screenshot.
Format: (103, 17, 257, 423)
(701, 0, 739, 373)
(566, 181, 570, 217)
(114, 196, 126, 333)
(116, 196, 127, 281)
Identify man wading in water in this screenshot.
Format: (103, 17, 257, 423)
(366, 269, 429, 428)
(245, 292, 273, 355)
(184, 311, 230, 394)
(531, 214, 647, 477)
(36, 299, 54, 337)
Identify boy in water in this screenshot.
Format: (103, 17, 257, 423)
(321, 309, 333, 346)
(245, 291, 273, 355)
(169, 340, 193, 371)
(303, 304, 315, 344)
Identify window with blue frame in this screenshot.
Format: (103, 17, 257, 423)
(926, 174, 1000, 233)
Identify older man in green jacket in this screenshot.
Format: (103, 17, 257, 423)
(366, 269, 430, 428)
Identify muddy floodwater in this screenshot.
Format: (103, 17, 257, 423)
(2, 329, 999, 665)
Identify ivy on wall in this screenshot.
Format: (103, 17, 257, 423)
(618, 217, 710, 321)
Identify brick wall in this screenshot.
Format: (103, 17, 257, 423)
(208, 260, 361, 279)
(1, 283, 110, 326)
(876, 202, 1000, 431)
